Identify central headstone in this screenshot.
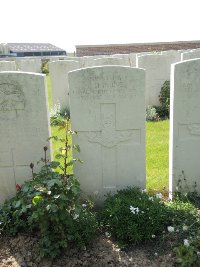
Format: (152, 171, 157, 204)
(69, 66, 146, 202)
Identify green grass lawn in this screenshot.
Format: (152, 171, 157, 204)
(46, 74, 169, 192)
(146, 120, 169, 193)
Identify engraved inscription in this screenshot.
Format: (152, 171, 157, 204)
(71, 70, 137, 100)
(0, 83, 25, 111)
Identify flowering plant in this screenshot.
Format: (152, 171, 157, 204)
(100, 187, 171, 246)
(0, 116, 97, 259)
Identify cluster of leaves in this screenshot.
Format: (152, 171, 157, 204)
(171, 190, 200, 266)
(100, 187, 171, 247)
(146, 105, 159, 121)
(174, 231, 200, 267)
(100, 187, 200, 254)
(50, 103, 70, 126)
(0, 117, 97, 259)
(154, 80, 170, 119)
(41, 61, 49, 74)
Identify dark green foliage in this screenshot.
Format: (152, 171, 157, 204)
(155, 80, 170, 118)
(100, 187, 170, 246)
(41, 61, 49, 74)
(100, 187, 200, 253)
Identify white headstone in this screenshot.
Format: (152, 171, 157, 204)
(170, 59, 200, 194)
(49, 60, 79, 112)
(15, 58, 42, 73)
(0, 72, 51, 203)
(0, 61, 16, 71)
(129, 53, 137, 67)
(111, 54, 131, 66)
(162, 50, 182, 64)
(69, 66, 146, 203)
(181, 50, 200, 61)
(136, 54, 171, 106)
(86, 57, 128, 67)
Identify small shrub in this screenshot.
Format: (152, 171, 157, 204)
(146, 105, 159, 121)
(41, 61, 49, 74)
(50, 102, 70, 126)
(155, 80, 170, 118)
(174, 231, 200, 267)
(0, 117, 97, 259)
(100, 187, 170, 246)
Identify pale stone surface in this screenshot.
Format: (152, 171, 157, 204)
(129, 53, 137, 67)
(169, 59, 200, 194)
(181, 50, 200, 61)
(15, 58, 42, 73)
(162, 50, 182, 63)
(69, 66, 146, 203)
(0, 72, 51, 203)
(136, 54, 171, 106)
(84, 57, 128, 67)
(111, 54, 131, 66)
(0, 61, 16, 71)
(49, 60, 79, 112)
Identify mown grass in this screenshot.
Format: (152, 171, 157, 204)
(146, 120, 169, 193)
(46, 74, 169, 192)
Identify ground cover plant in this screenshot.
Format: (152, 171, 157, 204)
(100, 187, 200, 266)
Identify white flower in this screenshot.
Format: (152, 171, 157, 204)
(82, 204, 87, 208)
(156, 193, 163, 199)
(182, 225, 188, 231)
(141, 189, 146, 193)
(73, 213, 79, 220)
(152, 235, 156, 238)
(130, 206, 140, 214)
(154, 252, 158, 256)
(149, 197, 153, 201)
(105, 232, 111, 237)
(197, 251, 200, 255)
(184, 239, 190, 247)
(167, 226, 174, 233)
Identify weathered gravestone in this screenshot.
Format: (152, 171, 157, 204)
(162, 50, 182, 64)
(69, 66, 146, 203)
(181, 50, 200, 61)
(0, 72, 51, 203)
(48, 60, 79, 112)
(84, 57, 127, 67)
(0, 61, 16, 71)
(15, 58, 42, 73)
(136, 54, 171, 106)
(169, 59, 200, 195)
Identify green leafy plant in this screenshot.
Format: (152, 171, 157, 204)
(41, 61, 49, 74)
(155, 80, 170, 118)
(146, 105, 159, 121)
(0, 116, 97, 259)
(174, 231, 200, 267)
(100, 187, 170, 247)
(50, 103, 70, 126)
